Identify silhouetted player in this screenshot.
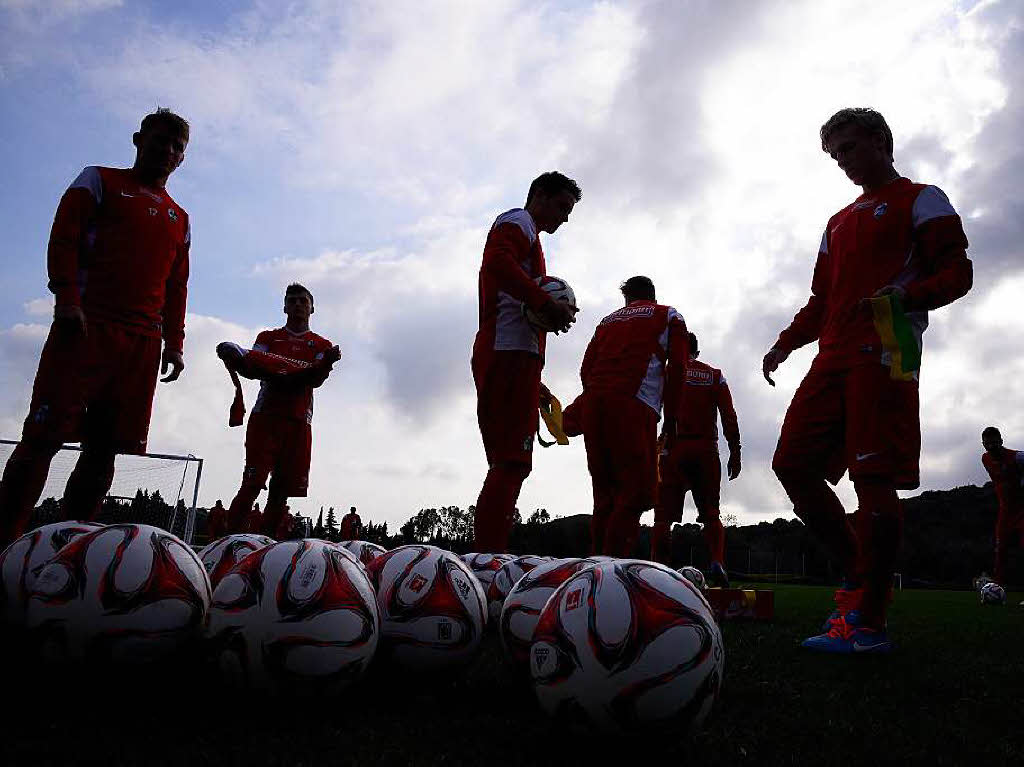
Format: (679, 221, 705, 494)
(653, 332, 739, 585)
(340, 506, 362, 540)
(764, 108, 972, 652)
(223, 284, 340, 539)
(0, 109, 191, 546)
(573, 277, 688, 557)
(472, 172, 580, 553)
(981, 427, 1024, 587)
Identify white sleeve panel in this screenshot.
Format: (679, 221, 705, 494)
(819, 228, 829, 255)
(912, 185, 957, 228)
(184, 220, 191, 247)
(68, 166, 103, 204)
(492, 208, 538, 245)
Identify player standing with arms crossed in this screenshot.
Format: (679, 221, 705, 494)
(981, 427, 1024, 590)
(221, 284, 341, 539)
(652, 332, 739, 585)
(764, 108, 972, 652)
(575, 276, 688, 557)
(0, 109, 192, 547)
(472, 172, 580, 554)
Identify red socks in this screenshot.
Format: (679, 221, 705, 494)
(474, 463, 529, 553)
(854, 479, 902, 626)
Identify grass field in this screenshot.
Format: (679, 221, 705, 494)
(3, 584, 1022, 766)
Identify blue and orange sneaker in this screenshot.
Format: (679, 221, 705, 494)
(820, 581, 862, 633)
(802, 610, 893, 654)
(707, 561, 730, 588)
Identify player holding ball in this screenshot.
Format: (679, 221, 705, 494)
(471, 171, 581, 554)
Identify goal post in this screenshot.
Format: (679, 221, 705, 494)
(0, 439, 204, 544)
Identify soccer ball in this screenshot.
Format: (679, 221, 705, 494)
(523, 276, 578, 332)
(980, 582, 1006, 605)
(206, 539, 379, 693)
(340, 540, 387, 569)
(531, 559, 723, 733)
(367, 545, 487, 670)
(26, 524, 211, 663)
(972, 574, 993, 592)
(1, 521, 104, 625)
(486, 555, 551, 621)
(499, 557, 591, 669)
(196, 534, 275, 590)
(464, 552, 514, 591)
(678, 566, 707, 591)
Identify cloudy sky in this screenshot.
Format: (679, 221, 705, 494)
(0, 0, 1020, 532)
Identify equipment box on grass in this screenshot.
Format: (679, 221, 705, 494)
(705, 588, 774, 621)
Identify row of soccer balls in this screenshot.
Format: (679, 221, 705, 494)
(0, 522, 723, 733)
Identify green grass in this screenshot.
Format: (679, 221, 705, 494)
(3, 585, 1022, 766)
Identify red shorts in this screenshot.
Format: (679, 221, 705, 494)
(657, 441, 722, 524)
(472, 347, 541, 468)
(22, 321, 161, 454)
(773, 357, 921, 489)
(243, 412, 313, 496)
(580, 391, 658, 517)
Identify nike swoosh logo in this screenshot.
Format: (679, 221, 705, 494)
(120, 191, 135, 197)
(855, 452, 877, 461)
(852, 641, 884, 652)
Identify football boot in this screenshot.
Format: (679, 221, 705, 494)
(707, 561, 730, 588)
(802, 610, 893, 654)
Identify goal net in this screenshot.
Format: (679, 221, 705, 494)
(0, 440, 204, 543)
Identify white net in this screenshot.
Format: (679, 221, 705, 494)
(0, 440, 203, 542)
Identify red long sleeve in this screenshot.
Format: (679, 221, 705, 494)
(776, 249, 828, 353)
(47, 187, 97, 308)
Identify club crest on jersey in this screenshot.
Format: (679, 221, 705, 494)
(873, 203, 888, 218)
(168, 208, 178, 222)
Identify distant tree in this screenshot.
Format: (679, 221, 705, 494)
(325, 507, 339, 541)
(723, 514, 738, 527)
(313, 507, 325, 538)
(527, 508, 550, 525)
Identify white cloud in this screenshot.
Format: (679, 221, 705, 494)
(0, 0, 1022, 535)
(23, 297, 52, 317)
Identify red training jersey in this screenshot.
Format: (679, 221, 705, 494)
(340, 512, 361, 539)
(668, 358, 740, 450)
(47, 166, 191, 352)
(475, 208, 551, 359)
(251, 327, 335, 424)
(982, 447, 1024, 511)
(776, 177, 971, 370)
(580, 300, 689, 417)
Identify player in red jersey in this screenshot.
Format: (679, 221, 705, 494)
(340, 506, 362, 540)
(653, 332, 740, 584)
(575, 277, 688, 557)
(471, 172, 581, 554)
(981, 427, 1024, 587)
(206, 499, 228, 541)
(763, 108, 972, 652)
(222, 284, 341, 539)
(0, 109, 192, 546)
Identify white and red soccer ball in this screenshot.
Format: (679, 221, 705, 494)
(498, 557, 591, 669)
(340, 540, 387, 569)
(463, 552, 514, 591)
(369, 545, 487, 670)
(486, 555, 551, 621)
(206, 539, 379, 693)
(523, 276, 578, 332)
(530, 559, 723, 733)
(26, 524, 211, 663)
(196, 533, 275, 590)
(678, 566, 707, 591)
(1, 521, 104, 625)
(980, 581, 1006, 605)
